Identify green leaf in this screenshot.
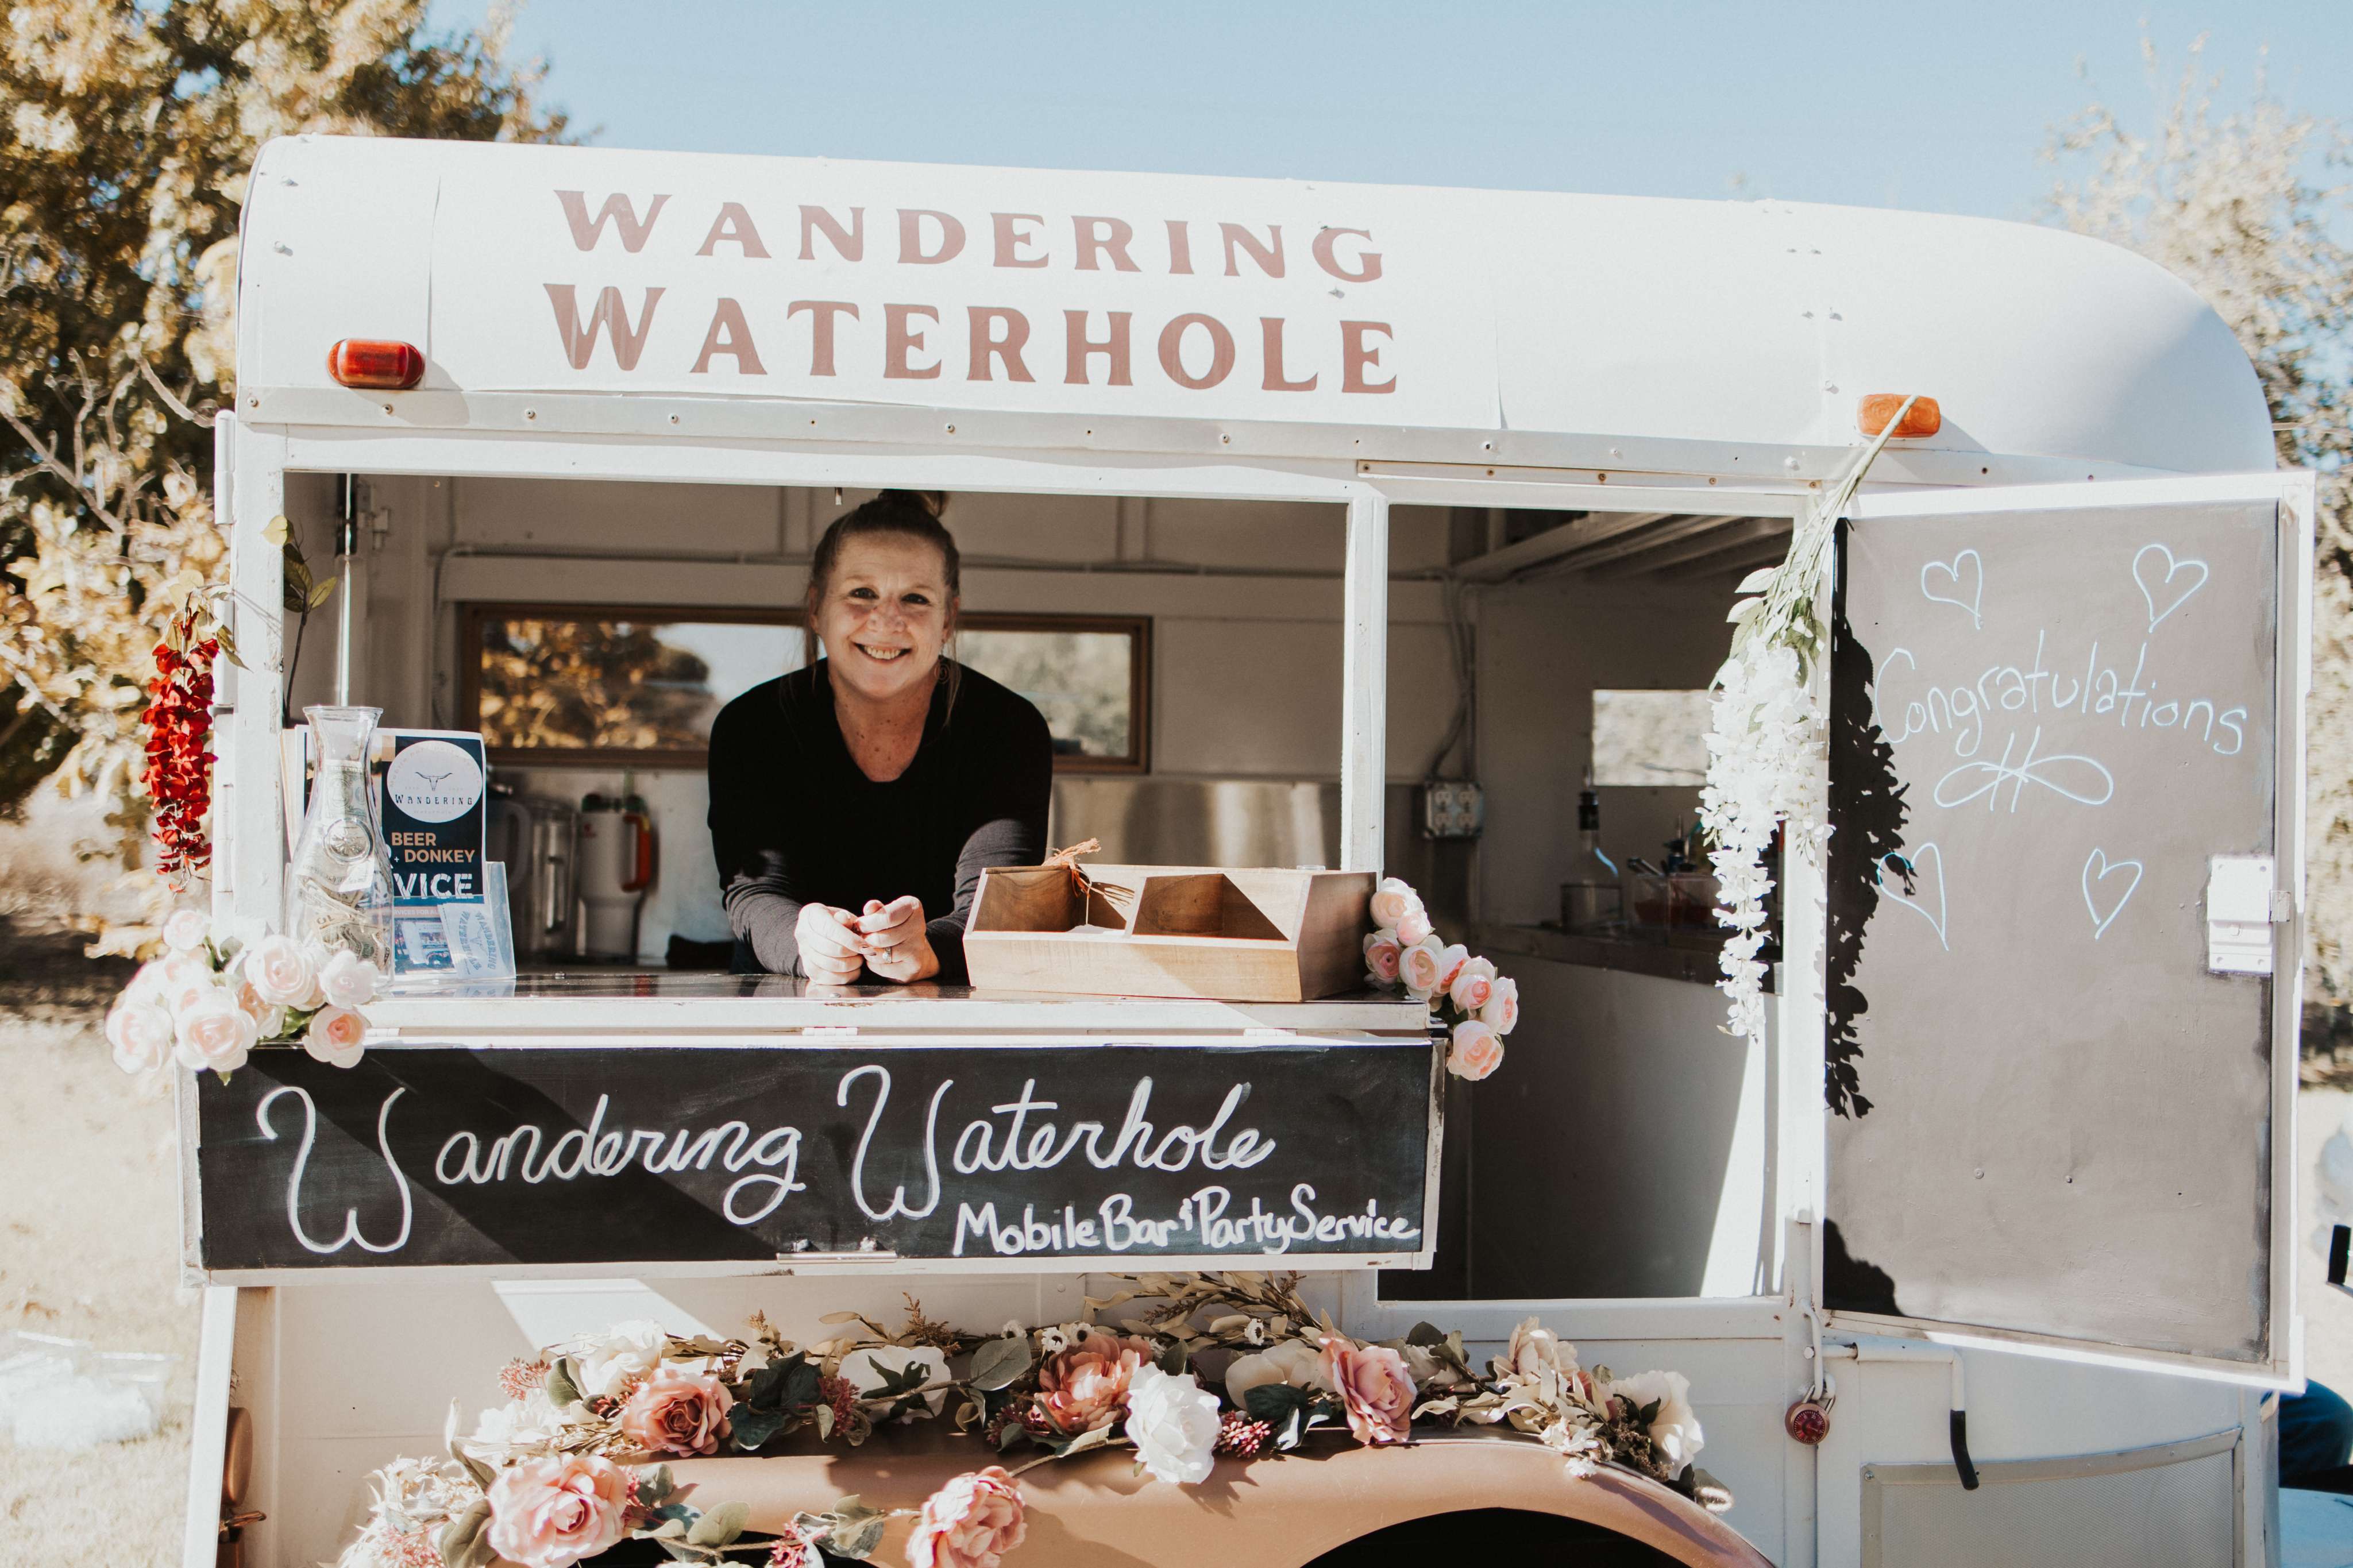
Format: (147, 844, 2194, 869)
(263, 515, 291, 547)
(831, 1512, 888, 1560)
(214, 624, 245, 667)
(1405, 1321, 1447, 1347)
(1058, 1424, 1116, 1459)
(1637, 1398, 1661, 1426)
(1735, 566, 1778, 595)
(544, 1358, 582, 1409)
(436, 1500, 490, 1568)
(1243, 1382, 1307, 1427)
(968, 1335, 1031, 1392)
(635, 1465, 676, 1508)
(1156, 1339, 1190, 1377)
(730, 1405, 786, 1451)
(306, 575, 338, 610)
(688, 1501, 748, 1547)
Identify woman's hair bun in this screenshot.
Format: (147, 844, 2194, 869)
(878, 489, 948, 520)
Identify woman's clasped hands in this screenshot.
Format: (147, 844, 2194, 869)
(793, 895, 939, 986)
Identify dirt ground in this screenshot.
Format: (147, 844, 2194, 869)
(7, 912, 2353, 1565)
(0, 924, 195, 1567)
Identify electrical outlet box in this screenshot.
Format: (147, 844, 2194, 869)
(1417, 781, 1484, 840)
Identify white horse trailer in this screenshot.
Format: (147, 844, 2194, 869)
(186, 134, 2315, 1567)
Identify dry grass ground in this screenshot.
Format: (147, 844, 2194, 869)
(1, 921, 197, 1567)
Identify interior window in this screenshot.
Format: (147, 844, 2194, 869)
(462, 604, 1148, 771)
(1590, 688, 1712, 786)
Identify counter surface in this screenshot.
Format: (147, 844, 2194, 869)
(370, 972, 1433, 1035)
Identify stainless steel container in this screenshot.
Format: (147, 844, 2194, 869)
(487, 793, 580, 960)
(1561, 880, 1625, 934)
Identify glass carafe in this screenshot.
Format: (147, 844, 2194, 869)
(286, 705, 395, 970)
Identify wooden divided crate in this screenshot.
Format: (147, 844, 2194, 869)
(963, 864, 1376, 1002)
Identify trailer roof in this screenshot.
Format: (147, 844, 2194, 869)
(234, 135, 2273, 476)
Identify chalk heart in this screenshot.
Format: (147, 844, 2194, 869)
(2081, 848, 2144, 941)
(1876, 843, 1948, 951)
(2132, 543, 2209, 632)
(1919, 550, 1984, 628)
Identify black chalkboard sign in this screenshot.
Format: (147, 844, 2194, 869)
(1824, 493, 2286, 1369)
(193, 1038, 1438, 1273)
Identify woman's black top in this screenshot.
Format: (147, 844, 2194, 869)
(707, 661, 1052, 982)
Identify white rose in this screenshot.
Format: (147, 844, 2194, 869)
(317, 947, 380, 1010)
(161, 909, 211, 953)
(470, 1391, 569, 1450)
(173, 990, 258, 1073)
(1608, 1369, 1704, 1471)
(241, 934, 318, 1009)
(1122, 1364, 1221, 1486)
(570, 1320, 670, 1400)
(1398, 936, 1446, 1001)
(1368, 877, 1422, 930)
(302, 1006, 369, 1068)
(838, 1343, 950, 1419)
(1448, 955, 1498, 1014)
(1394, 905, 1435, 945)
(1479, 975, 1520, 1035)
(1224, 1336, 1333, 1405)
(1500, 1318, 1572, 1380)
(106, 999, 175, 1075)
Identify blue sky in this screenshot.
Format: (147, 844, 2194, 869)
(431, 2, 2347, 221)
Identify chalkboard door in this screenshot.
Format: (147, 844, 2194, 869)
(1822, 473, 2311, 1383)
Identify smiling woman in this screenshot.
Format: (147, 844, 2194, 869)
(707, 492, 1055, 983)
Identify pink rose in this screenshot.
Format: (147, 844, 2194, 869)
(1448, 955, 1497, 1014)
(484, 1452, 631, 1568)
(1398, 937, 1446, 1000)
(174, 990, 257, 1073)
(1394, 906, 1434, 946)
(107, 999, 174, 1075)
(318, 947, 380, 1010)
(161, 909, 210, 953)
(161, 967, 222, 1018)
(1362, 930, 1403, 985)
(908, 1466, 1027, 1568)
(1033, 1330, 1155, 1435)
(302, 1006, 369, 1068)
(1432, 943, 1470, 996)
(1479, 975, 1519, 1035)
(1321, 1338, 1415, 1446)
(1367, 876, 1421, 929)
(1447, 1019, 1505, 1082)
(618, 1363, 735, 1457)
(241, 935, 318, 1009)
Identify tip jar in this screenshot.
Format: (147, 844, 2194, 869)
(286, 705, 396, 972)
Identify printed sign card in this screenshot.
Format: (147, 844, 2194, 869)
(368, 729, 506, 978)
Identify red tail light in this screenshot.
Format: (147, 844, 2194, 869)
(327, 339, 425, 391)
(1858, 392, 1942, 439)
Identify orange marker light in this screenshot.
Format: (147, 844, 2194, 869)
(1858, 393, 1942, 439)
(327, 339, 425, 391)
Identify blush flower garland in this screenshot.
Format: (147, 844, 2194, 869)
(1700, 400, 1917, 1041)
(334, 1275, 1725, 1568)
(103, 912, 380, 1079)
(1359, 876, 1517, 1080)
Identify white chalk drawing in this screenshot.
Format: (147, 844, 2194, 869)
(1919, 550, 1985, 629)
(1932, 727, 2116, 812)
(1876, 844, 1949, 951)
(2081, 848, 2144, 940)
(2132, 543, 2209, 633)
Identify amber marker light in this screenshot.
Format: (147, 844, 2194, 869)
(1858, 392, 1942, 439)
(326, 339, 425, 391)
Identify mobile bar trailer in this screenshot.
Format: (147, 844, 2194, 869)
(182, 134, 2314, 1567)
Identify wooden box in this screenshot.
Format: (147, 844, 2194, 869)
(963, 863, 1376, 1002)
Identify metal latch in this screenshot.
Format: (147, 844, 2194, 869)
(2207, 855, 2277, 976)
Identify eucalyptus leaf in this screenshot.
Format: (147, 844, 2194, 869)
(636, 1465, 675, 1508)
(687, 1500, 748, 1547)
(967, 1335, 1031, 1392)
(436, 1500, 489, 1568)
(831, 1513, 888, 1560)
(1156, 1340, 1190, 1377)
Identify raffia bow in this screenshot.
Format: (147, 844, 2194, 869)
(1043, 839, 1134, 912)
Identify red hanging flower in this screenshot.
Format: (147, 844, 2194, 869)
(144, 603, 217, 889)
